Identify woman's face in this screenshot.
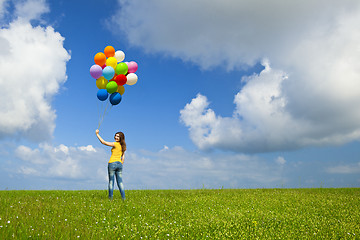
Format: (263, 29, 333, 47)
(114, 133, 120, 142)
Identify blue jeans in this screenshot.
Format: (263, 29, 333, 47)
(108, 161, 125, 200)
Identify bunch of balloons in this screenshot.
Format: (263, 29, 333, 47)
(90, 46, 139, 106)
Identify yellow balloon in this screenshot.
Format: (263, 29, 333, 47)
(117, 85, 125, 95)
(106, 57, 117, 69)
(96, 77, 108, 89)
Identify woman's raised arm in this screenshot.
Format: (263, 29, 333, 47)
(96, 129, 115, 147)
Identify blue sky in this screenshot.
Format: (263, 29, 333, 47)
(0, 0, 360, 190)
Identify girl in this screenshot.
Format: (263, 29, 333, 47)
(96, 129, 126, 200)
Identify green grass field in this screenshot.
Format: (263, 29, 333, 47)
(0, 188, 359, 239)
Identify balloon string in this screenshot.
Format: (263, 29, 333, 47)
(97, 100, 101, 128)
(98, 101, 111, 129)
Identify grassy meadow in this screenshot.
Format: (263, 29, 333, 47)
(0, 188, 359, 239)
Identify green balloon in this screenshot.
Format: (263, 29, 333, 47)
(115, 62, 128, 75)
(106, 81, 118, 94)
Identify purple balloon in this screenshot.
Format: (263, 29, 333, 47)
(90, 64, 103, 79)
(127, 61, 138, 73)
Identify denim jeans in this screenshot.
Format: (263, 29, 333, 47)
(108, 161, 125, 200)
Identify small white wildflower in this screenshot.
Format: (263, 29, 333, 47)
(7, 221, 10, 224)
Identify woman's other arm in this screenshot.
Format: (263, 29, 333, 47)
(121, 152, 125, 163)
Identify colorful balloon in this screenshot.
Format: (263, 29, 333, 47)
(90, 64, 103, 79)
(115, 62, 128, 75)
(110, 92, 122, 105)
(94, 52, 106, 66)
(97, 89, 108, 101)
(104, 46, 115, 58)
(96, 76, 108, 89)
(102, 66, 115, 80)
(127, 61, 138, 73)
(106, 81, 118, 94)
(114, 74, 127, 86)
(92, 47, 139, 110)
(126, 73, 138, 85)
(106, 57, 117, 69)
(114, 50, 125, 62)
(117, 85, 125, 95)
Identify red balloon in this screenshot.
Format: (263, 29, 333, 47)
(114, 74, 127, 86)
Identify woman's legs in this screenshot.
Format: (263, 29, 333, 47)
(108, 163, 116, 199)
(108, 162, 125, 200)
(115, 168, 125, 200)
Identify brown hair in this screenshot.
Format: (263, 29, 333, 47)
(116, 132, 126, 154)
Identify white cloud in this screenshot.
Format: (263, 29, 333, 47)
(15, 145, 44, 164)
(276, 156, 286, 165)
(78, 145, 97, 152)
(124, 146, 285, 189)
(0, 0, 70, 142)
(112, 1, 360, 152)
(12, 142, 287, 189)
(15, 143, 107, 181)
(326, 162, 360, 174)
(0, 0, 7, 19)
(14, 0, 49, 22)
(113, 0, 360, 70)
(5, 141, 360, 189)
(180, 60, 360, 152)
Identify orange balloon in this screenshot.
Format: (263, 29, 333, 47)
(104, 46, 115, 58)
(94, 52, 106, 66)
(117, 85, 125, 95)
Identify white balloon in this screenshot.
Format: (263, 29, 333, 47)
(126, 73, 138, 85)
(114, 50, 125, 62)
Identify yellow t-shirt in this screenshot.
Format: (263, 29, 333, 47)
(108, 142, 123, 164)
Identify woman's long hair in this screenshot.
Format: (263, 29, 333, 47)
(116, 132, 126, 154)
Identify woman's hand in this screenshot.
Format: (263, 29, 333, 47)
(96, 129, 99, 134)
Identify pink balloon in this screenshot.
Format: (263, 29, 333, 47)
(127, 61, 138, 73)
(90, 64, 103, 79)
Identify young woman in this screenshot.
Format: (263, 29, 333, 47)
(95, 129, 126, 200)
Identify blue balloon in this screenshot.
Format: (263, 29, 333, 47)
(109, 92, 122, 105)
(97, 89, 108, 101)
(102, 66, 115, 80)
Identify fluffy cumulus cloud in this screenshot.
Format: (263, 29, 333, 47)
(116, 146, 287, 189)
(0, 0, 70, 142)
(2, 143, 287, 189)
(114, 0, 360, 152)
(14, 144, 107, 183)
(326, 162, 360, 174)
(3, 142, 359, 189)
